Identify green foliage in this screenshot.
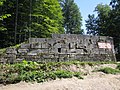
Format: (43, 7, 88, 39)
(0, 14, 11, 21)
(86, 4, 111, 35)
(0, 0, 6, 6)
(59, 0, 83, 34)
(31, 0, 64, 38)
(54, 70, 73, 78)
(0, 0, 11, 32)
(0, 0, 64, 48)
(116, 63, 120, 70)
(0, 48, 6, 54)
(0, 60, 117, 84)
(86, 1, 120, 54)
(0, 60, 83, 84)
(109, 0, 120, 54)
(98, 67, 120, 74)
(73, 72, 83, 79)
(0, 43, 21, 55)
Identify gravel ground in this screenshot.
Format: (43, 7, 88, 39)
(1, 72, 120, 90)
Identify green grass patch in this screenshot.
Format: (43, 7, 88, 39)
(98, 67, 120, 74)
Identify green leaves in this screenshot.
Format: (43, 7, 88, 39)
(0, 14, 11, 20)
(0, 61, 83, 84)
(32, 0, 64, 38)
(86, 1, 120, 55)
(0, 0, 6, 6)
(60, 0, 83, 34)
(0, 0, 11, 31)
(86, 4, 111, 35)
(98, 67, 120, 74)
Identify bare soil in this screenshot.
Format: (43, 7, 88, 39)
(1, 64, 120, 90)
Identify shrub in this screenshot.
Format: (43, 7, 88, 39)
(73, 72, 83, 79)
(0, 60, 83, 84)
(98, 67, 120, 74)
(117, 64, 120, 70)
(54, 70, 73, 78)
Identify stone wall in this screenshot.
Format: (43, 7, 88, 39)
(0, 34, 116, 63)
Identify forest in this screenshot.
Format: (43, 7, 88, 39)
(0, 0, 120, 55)
(0, 0, 82, 48)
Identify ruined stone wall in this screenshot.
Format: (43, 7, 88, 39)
(0, 34, 116, 63)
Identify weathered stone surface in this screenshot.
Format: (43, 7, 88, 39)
(6, 48, 17, 54)
(18, 49, 29, 54)
(0, 34, 116, 63)
(30, 43, 41, 49)
(29, 38, 46, 43)
(27, 49, 43, 55)
(21, 43, 30, 48)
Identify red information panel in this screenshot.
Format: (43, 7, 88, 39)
(98, 42, 112, 49)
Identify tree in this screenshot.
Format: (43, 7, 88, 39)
(109, 0, 120, 54)
(59, 0, 83, 34)
(0, 0, 31, 47)
(32, 0, 64, 38)
(85, 14, 98, 35)
(0, 0, 64, 48)
(85, 4, 111, 36)
(85, 2, 120, 56)
(0, 0, 11, 31)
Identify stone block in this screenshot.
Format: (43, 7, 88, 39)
(6, 48, 17, 54)
(27, 49, 43, 55)
(18, 49, 29, 53)
(42, 54, 54, 58)
(76, 49, 84, 54)
(69, 49, 76, 53)
(69, 42, 75, 49)
(31, 43, 42, 49)
(0, 34, 116, 63)
(21, 43, 30, 48)
(42, 43, 49, 48)
(29, 38, 46, 43)
(53, 43, 62, 48)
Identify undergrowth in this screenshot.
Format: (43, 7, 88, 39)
(97, 63, 120, 74)
(0, 60, 117, 84)
(0, 60, 83, 84)
(98, 67, 120, 74)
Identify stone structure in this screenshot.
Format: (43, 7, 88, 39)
(0, 34, 116, 63)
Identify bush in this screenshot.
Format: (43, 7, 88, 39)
(0, 60, 83, 84)
(98, 67, 120, 74)
(73, 72, 83, 79)
(54, 70, 73, 78)
(117, 64, 120, 70)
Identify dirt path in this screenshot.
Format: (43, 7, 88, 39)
(1, 72, 120, 90)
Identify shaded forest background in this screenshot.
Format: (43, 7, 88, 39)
(0, 0, 120, 56)
(0, 0, 82, 48)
